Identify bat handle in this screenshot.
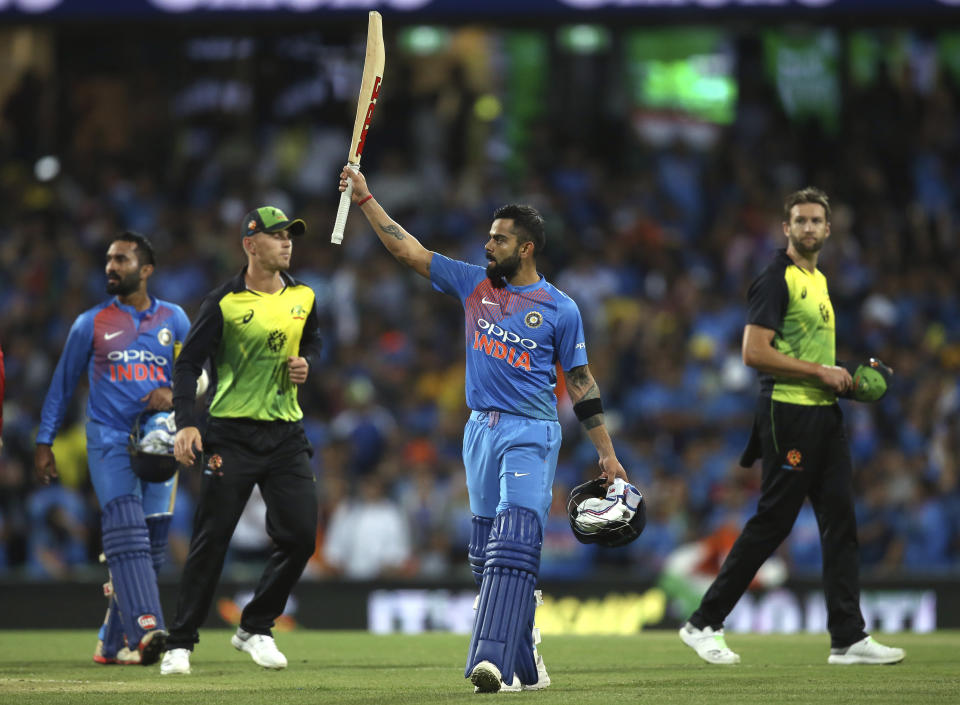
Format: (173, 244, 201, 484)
(331, 164, 360, 245)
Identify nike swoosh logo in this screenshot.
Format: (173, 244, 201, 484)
(513, 472, 530, 477)
(104, 331, 123, 340)
(482, 297, 498, 306)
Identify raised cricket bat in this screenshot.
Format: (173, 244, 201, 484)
(331, 11, 385, 245)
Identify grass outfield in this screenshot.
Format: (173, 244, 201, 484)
(0, 630, 957, 704)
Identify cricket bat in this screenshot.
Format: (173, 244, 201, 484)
(331, 11, 385, 245)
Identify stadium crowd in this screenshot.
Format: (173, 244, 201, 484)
(0, 28, 958, 584)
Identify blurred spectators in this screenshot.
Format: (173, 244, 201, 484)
(0, 23, 958, 583)
(323, 474, 415, 580)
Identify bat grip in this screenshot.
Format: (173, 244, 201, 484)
(331, 164, 360, 245)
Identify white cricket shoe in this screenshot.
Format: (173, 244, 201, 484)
(116, 646, 142, 665)
(828, 636, 905, 665)
(94, 639, 140, 665)
(471, 660, 520, 693)
(231, 629, 288, 670)
(160, 648, 191, 675)
(679, 622, 741, 665)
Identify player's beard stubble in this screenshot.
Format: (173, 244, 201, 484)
(788, 231, 826, 258)
(486, 249, 521, 289)
(106, 270, 140, 296)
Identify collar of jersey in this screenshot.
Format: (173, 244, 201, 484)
(503, 273, 545, 293)
(778, 248, 819, 276)
(230, 266, 295, 294)
(112, 295, 158, 317)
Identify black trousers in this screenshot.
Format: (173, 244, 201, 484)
(690, 399, 867, 648)
(167, 417, 317, 650)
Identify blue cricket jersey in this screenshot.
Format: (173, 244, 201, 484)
(431, 253, 588, 421)
(37, 297, 191, 444)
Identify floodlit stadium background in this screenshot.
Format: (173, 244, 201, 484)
(1, 0, 959, 633)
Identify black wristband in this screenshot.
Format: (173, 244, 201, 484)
(573, 397, 603, 422)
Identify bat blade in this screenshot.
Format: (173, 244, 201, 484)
(332, 11, 385, 245)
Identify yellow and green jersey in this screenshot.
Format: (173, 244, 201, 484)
(746, 249, 835, 406)
(172, 268, 322, 427)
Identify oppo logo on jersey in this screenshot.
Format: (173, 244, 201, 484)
(476, 318, 538, 350)
(107, 349, 169, 383)
(107, 349, 169, 366)
(473, 318, 536, 372)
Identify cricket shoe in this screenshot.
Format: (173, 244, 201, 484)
(679, 622, 740, 665)
(231, 628, 288, 669)
(93, 640, 141, 665)
(137, 629, 168, 666)
(828, 636, 905, 665)
(470, 661, 520, 694)
(160, 648, 191, 675)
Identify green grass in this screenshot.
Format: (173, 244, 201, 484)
(0, 630, 956, 705)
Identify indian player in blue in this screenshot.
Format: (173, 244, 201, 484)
(34, 232, 191, 666)
(340, 168, 629, 693)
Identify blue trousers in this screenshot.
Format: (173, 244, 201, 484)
(86, 421, 175, 515)
(462, 410, 561, 528)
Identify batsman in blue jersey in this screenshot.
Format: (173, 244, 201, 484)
(35, 232, 191, 666)
(341, 168, 629, 693)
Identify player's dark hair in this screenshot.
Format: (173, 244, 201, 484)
(783, 187, 831, 223)
(493, 204, 546, 257)
(114, 231, 156, 266)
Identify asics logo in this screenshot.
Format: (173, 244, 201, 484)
(482, 297, 499, 306)
(104, 331, 123, 340)
(477, 318, 537, 350)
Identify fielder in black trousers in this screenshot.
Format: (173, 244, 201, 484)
(679, 187, 903, 665)
(170, 418, 316, 643)
(162, 206, 322, 674)
(691, 401, 864, 645)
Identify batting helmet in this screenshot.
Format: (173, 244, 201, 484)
(127, 410, 178, 483)
(567, 477, 646, 548)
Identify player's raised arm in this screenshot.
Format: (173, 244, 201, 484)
(565, 363, 628, 486)
(339, 167, 433, 279)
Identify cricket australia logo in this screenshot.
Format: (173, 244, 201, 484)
(290, 304, 306, 320)
(819, 302, 830, 323)
(267, 328, 287, 353)
(524, 310, 544, 329)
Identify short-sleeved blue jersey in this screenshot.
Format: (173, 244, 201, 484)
(431, 254, 588, 421)
(37, 297, 191, 444)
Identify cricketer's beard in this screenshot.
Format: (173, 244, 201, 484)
(106, 270, 140, 297)
(788, 231, 825, 257)
(486, 251, 521, 289)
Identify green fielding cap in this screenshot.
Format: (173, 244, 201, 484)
(842, 358, 892, 403)
(242, 206, 306, 238)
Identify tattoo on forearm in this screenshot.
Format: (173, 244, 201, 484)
(578, 382, 600, 401)
(379, 223, 405, 241)
(581, 414, 604, 430)
(567, 365, 591, 396)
